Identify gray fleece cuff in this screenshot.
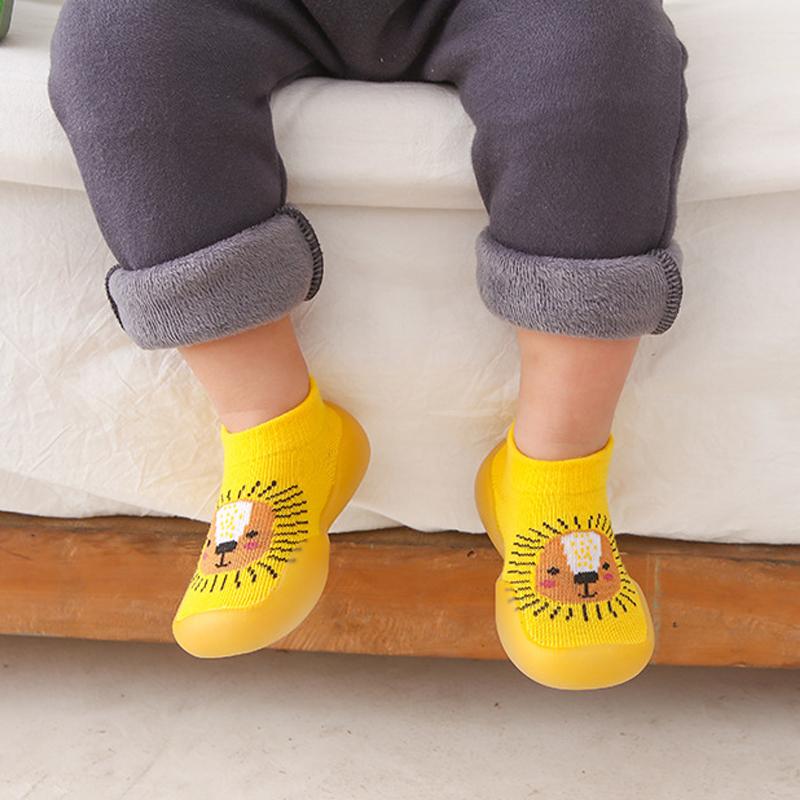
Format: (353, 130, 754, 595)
(476, 229, 683, 338)
(105, 205, 323, 349)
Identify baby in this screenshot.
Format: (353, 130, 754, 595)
(48, 0, 688, 689)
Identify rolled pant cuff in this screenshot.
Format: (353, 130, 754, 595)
(476, 229, 683, 339)
(105, 205, 323, 349)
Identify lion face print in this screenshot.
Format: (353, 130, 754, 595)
(199, 499, 275, 574)
(505, 513, 640, 626)
(535, 530, 620, 603)
(186, 480, 309, 597)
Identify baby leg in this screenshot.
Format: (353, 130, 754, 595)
(426, 0, 688, 687)
(514, 331, 639, 461)
(48, 0, 369, 656)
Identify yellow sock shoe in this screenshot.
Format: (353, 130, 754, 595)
(172, 376, 369, 658)
(475, 430, 654, 690)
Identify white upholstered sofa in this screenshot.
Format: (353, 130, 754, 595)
(2, 0, 799, 545)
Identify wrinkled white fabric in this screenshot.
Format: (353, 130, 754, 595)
(1, 1, 798, 543)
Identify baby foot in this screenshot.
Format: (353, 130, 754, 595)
(475, 430, 654, 689)
(173, 376, 369, 658)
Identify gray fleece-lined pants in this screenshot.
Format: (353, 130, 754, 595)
(48, 0, 688, 349)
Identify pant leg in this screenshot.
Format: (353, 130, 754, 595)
(422, 0, 688, 339)
(49, 0, 324, 349)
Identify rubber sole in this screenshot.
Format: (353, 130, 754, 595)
(475, 442, 655, 690)
(172, 404, 370, 659)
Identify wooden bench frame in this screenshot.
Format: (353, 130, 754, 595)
(1, 511, 798, 668)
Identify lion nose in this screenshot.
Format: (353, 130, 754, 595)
(215, 540, 238, 555)
(573, 570, 598, 585)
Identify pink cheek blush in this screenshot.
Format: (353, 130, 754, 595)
(540, 579, 556, 589)
(603, 573, 614, 581)
(244, 541, 259, 550)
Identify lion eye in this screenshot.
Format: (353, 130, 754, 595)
(602, 562, 610, 570)
(205, 539, 211, 548)
(546, 566, 560, 576)
(245, 529, 258, 539)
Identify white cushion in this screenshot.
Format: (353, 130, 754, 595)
(2, 0, 800, 207)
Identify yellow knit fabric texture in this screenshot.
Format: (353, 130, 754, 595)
(491, 430, 648, 648)
(173, 376, 340, 623)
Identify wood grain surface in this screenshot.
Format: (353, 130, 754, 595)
(1, 512, 798, 667)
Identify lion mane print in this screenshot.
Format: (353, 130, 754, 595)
(504, 514, 640, 625)
(187, 480, 308, 595)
